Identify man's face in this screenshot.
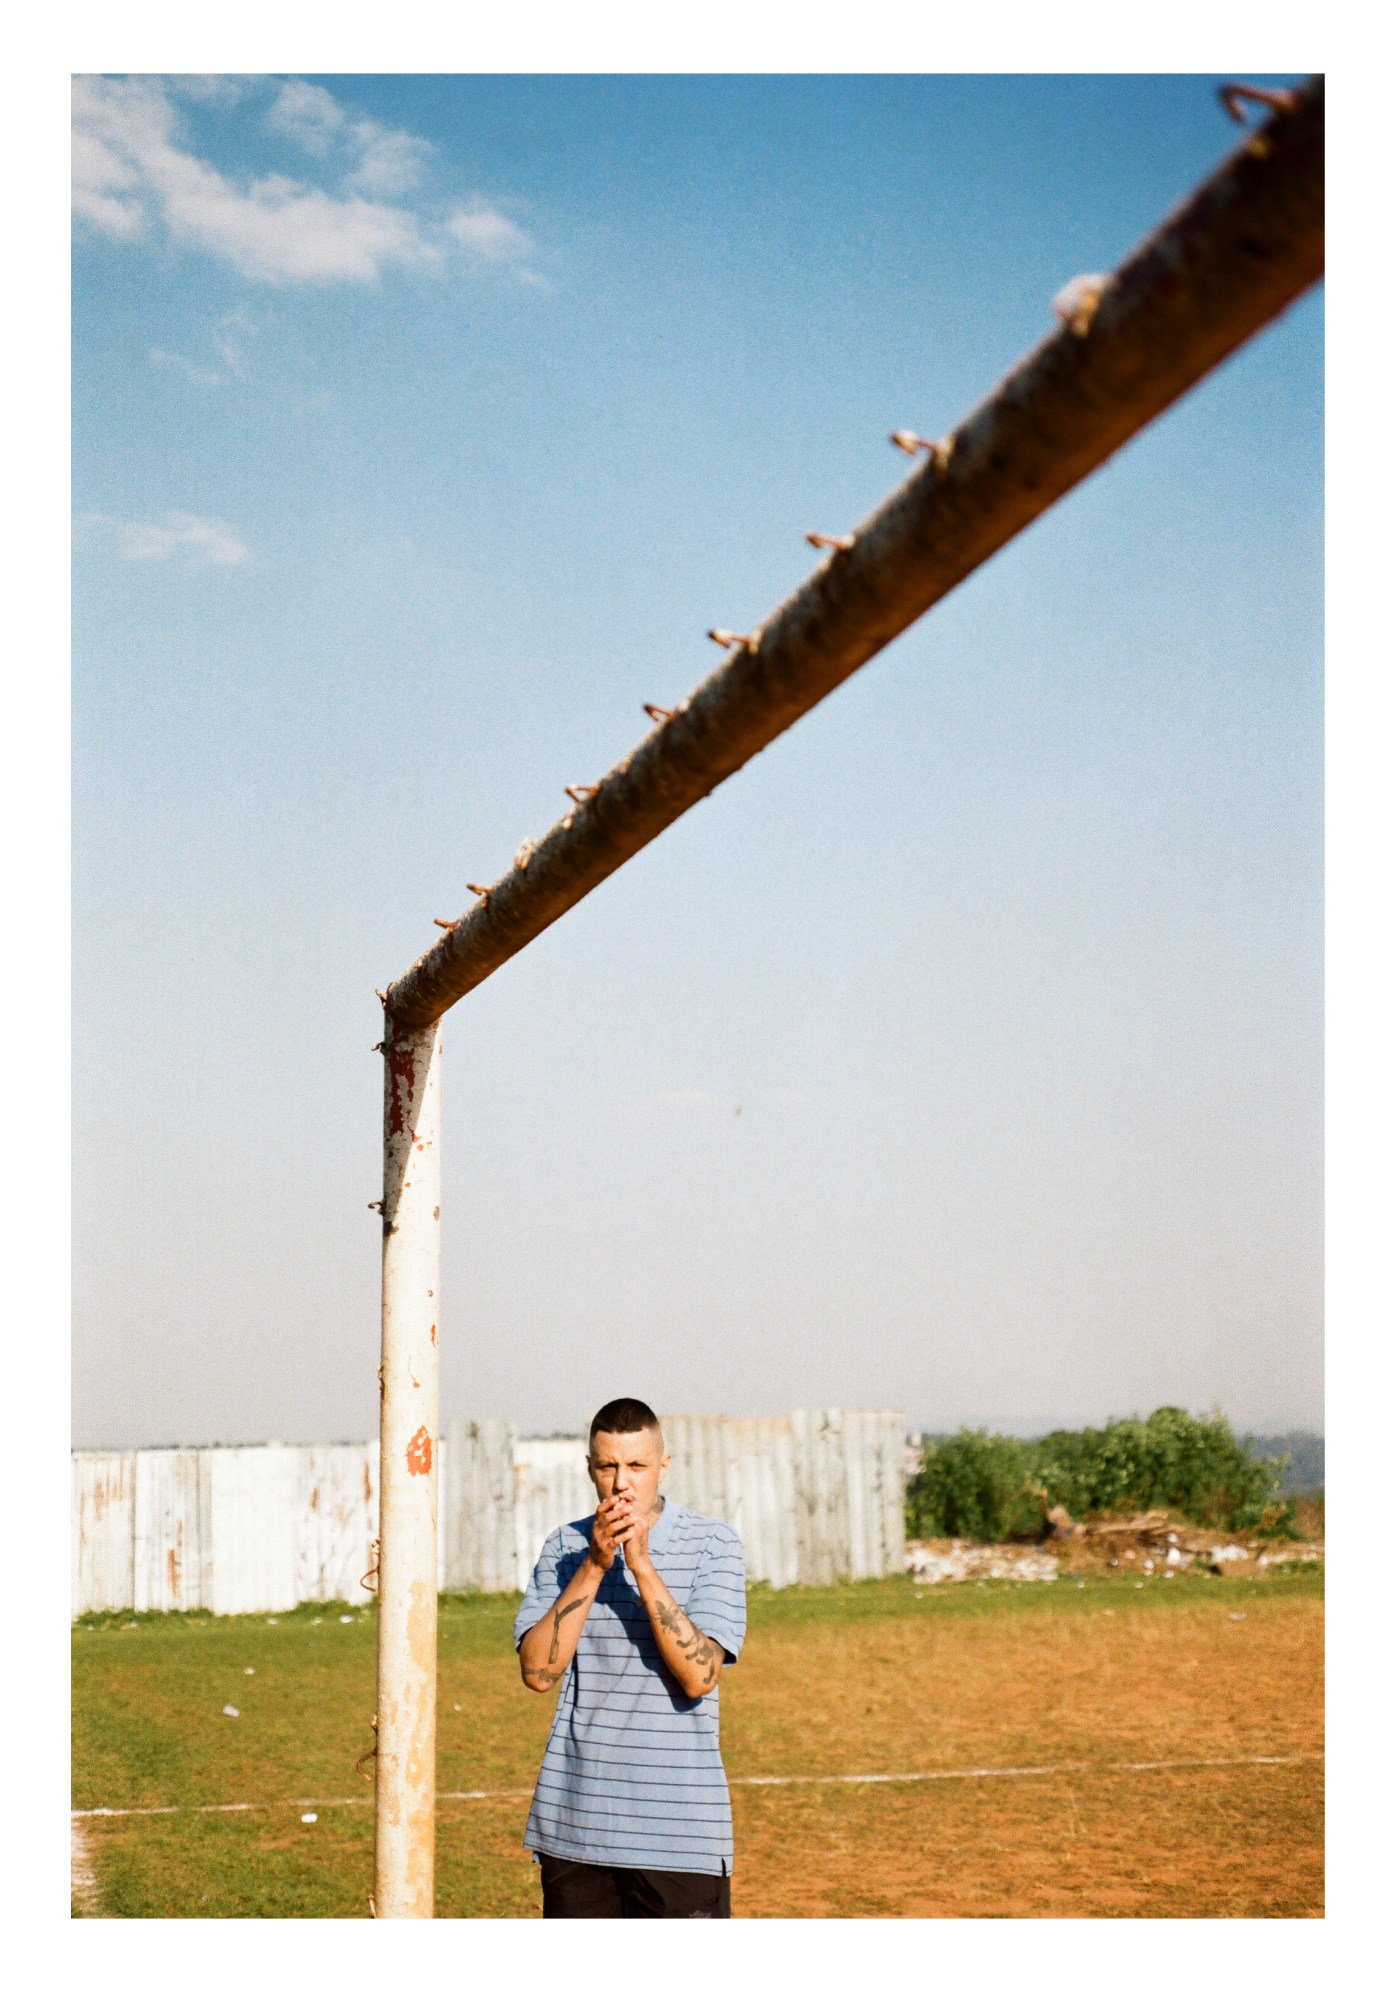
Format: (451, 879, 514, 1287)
(587, 1428, 670, 1516)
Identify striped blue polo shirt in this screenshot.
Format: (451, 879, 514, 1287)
(513, 1501, 747, 1875)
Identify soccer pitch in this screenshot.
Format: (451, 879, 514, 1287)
(72, 1568, 1322, 1918)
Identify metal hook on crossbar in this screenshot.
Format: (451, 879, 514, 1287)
(466, 883, 493, 901)
(564, 783, 600, 804)
(1220, 82, 1300, 125)
(1052, 273, 1112, 336)
(707, 628, 752, 649)
(644, 703, 675, 723)
(806, 532, 854, 553)
(433, 917, 457, 930)
(890, 431, 951, 468)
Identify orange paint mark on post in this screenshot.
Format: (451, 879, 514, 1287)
(406, 1426, 433, 1476)
(430, 1324, 437, 1345)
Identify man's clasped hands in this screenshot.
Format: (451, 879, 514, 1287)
(588, 1490, 656, 1573)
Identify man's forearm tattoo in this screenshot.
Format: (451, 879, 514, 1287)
(522, 1665, 566, 1690)
(654, 1596, 723, 1689)
(548, 1594, 587, 1665)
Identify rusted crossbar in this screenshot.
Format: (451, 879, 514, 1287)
(383, 76, 1322, 1032)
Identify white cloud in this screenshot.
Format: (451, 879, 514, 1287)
(265, 82, 434, 198)
(347, 123, 434, 199)
(447, 203, 533, 262)
(78, 511, 249, 565)
(72, 76, 444, 285)
(265, 79, 343, 156)
(166, 75, 257, 108)
(148, 312, 252, 388)
(213, 311, 253, 374)
(149, 346, 223, 385)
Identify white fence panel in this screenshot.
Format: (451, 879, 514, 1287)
(662, 1413, 728, 1518)
(73, 1409, 906, 1614)
(133, 1450, 209, 1612)
(723, 1418, 798, 1589)
(844, 1409, 874, 1579)
(72, 1452, 137, 1615)
(297, 1444, 378, 1606)
(512, 1437, 593, 1591)
(442, 1420, 518, 1592)
(206, 1446, 300, 1615)
(874, 1409, 907, 1578)
(791, 1408, 852, 1586)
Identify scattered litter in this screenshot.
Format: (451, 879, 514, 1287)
(266, 1618, 278, 1626)
(301, 1812, 318, 1824)
(243, 1667, 256, 1675)
(907, 1542, 1058, 1585)
(311, 1618, 322, 1625)
(452, 1703, 462, 1712)
(222, 1705, 240, 1718)
(904, 1516, 1321, 1589)
(1228, 1612, 1248, 1622)
(340, 1615, 354, 1624)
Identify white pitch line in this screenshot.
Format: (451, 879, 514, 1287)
(70, 1815, 108, 1916)
(71, 1751, 1320, 1821)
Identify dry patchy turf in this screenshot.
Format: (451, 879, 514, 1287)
(72, 1567, 1322, 1918)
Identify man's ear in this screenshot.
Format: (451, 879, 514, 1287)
(659, 1453, 672, 1479)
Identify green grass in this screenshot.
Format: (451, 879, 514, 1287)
(73, 1566, 1323, 1918)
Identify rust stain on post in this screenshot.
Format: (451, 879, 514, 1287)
(382, 79, 1322, 1034)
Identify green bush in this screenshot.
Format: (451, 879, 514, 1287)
(906, 1407, 1293, 1541)
(905, 1429, 1041, 1541)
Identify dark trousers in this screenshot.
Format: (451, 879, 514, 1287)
(539, 1851, 731, 1918)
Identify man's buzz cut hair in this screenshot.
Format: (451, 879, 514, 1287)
(588, 1397, 662, 1445)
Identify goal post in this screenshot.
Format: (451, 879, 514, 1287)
(374, 1020, 443, 1918)
(370, 78, 1323, 1916)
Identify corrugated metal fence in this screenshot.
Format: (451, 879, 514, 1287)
(72, 1408, 905, 1616)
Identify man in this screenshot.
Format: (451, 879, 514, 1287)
(514, 1397, 747, 1918)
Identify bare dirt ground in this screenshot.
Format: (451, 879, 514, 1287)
(73, 1569, 1322, 1918)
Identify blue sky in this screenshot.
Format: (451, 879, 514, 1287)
(71, 72, 1321, 1448)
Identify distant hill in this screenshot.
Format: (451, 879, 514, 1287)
(1243, 1431, 1324, 1495)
